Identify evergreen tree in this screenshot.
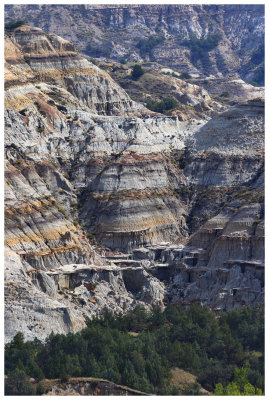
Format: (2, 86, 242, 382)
(5, 368, 35, 395)
(131, 64, 144, 80)
(11, 332, 24, 349)
(214, 382, 224, 395)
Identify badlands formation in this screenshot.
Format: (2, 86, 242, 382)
(5, 25, 264, 343)
(5, 4, 264, 85)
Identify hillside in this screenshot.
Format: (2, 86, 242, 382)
(4, 6, 265, 396)
(5, 4, 264, 85)
(5, 305, 264, 395)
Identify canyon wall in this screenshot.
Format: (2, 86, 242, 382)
(4, 24, 264, 342)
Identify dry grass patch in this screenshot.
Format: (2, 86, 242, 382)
(169, 367, 197, 390)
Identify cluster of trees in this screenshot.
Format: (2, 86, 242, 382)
(182, 33, 222, 60)
(5, 304, 264, 395)
(5, 368, 46, 396)
(85, 42, 112, 58)
(178, 72, 192, 79)
(162, 71, 192, 80)
(146, 97, 179, 113)
(136, 35, 165, 56)
(214, 364, 263, 395)
(5, 20, 26, 31)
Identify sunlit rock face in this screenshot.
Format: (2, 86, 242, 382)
(4, 23, 264, 342)
(5, 24, 141, 115)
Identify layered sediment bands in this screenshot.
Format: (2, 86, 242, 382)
(165, 202, 264, 309)
(190, 78, 264, 103)
(182, 98, 264, 188)
(189, 99, 264, 157)
(80, 153, 188, 250)
(184, 153, 263, 187)
(5, 25, 141, 116)
(5, 159, 99, 270)
(5, 249, 165, 342)
(4, 26, 197, 257)
(162, 97, 264, 309)
(5, 249, 86, 343)
(4, 23, 264, 342)
(207, 204, 264, 267)
(188, 203, 264, 268)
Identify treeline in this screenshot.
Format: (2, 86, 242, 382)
(5, 304, 264, 395)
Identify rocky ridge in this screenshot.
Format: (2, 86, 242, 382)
(5, 4, 264, 84)
(41, 377, 149, 396)
(5, 25, 264, 342)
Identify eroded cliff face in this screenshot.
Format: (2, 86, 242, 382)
(4, 25, 264, 342)
(152, 201, 264, 310)
(5, 4, 264, 83)
(5, 25, 141, 116)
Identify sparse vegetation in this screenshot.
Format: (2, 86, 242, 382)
(245, 44, 264, 86)
(184, 382, 202, 395)
(5, 20, 26, 31)
(90, 58, 98, 65)
(249, 65, 264, 87)
(47, 92, 66, 106)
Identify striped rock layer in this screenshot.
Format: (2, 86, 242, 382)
(4, 25, 264, 341)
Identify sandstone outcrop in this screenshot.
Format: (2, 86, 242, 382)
(160, 202, 263, 310)
(190, 78, 264, 103)
(5, 246, 165, 343)
(5, 248, 86, 343)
